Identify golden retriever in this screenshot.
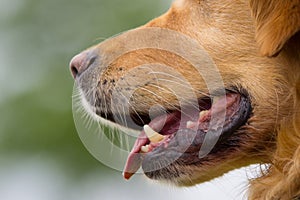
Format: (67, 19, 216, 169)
(69, 0, 300, 199)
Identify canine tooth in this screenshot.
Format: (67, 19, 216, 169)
(144, 125, 165, 143)
(141, 145, 149, 153)
(199, 110, 209, 118)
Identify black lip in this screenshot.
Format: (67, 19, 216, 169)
(142, 94, 252, 179)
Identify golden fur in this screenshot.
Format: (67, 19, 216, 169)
(72, 0, 300, 199)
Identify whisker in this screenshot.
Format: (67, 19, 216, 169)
(156, 78, 210, 98)
(147, 83, 200, 111)
(138, 87, 193, 117)
(148, 71, 191, 84)
(118, 91, 146, 125)
(121, 67, 195, 116)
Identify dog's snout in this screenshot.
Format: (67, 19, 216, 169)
(69, 51, 97, 79)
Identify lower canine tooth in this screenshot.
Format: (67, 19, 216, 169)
(141, 145, 149, 153)
(144, 125, 165, 143)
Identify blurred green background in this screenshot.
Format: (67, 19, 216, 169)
(0, 0, 171, 177)
(0, 0, 250, 199)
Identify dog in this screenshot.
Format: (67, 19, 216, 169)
(69, 0, 300, 199)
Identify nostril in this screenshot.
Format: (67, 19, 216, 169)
(69, 52, 97, 79)
(71, 65, 79, 78)
(69, 53, 85, 79)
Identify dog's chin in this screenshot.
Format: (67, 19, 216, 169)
(80, 88, 252, 184)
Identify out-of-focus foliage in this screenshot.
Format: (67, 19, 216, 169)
(0, 0, 171, 177)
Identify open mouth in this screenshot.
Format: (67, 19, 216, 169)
(119, 90, 252, 180)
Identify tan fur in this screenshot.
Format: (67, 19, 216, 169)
(250, 0, 300, 57)
(75, 0, 300, 199)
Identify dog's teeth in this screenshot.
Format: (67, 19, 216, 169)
(199, 110, 209, 119)
(144, 125, 165, 143)
(141, 145, 150, 153)
(186, 121, 195, 129)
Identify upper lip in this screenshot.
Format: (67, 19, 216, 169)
(95, 89, 250, 132)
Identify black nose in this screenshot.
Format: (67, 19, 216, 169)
(69, 51, 97, 78)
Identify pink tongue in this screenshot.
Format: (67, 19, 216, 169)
(123, 112, 180, 180)
(123, 131, 147, 180)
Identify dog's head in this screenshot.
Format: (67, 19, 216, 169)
(70, 0, 300, 198)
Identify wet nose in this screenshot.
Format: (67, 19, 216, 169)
(69, 51, 97, 78)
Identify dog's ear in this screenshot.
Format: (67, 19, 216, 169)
(250, 0, 300, 57)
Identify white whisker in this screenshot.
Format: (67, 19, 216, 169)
(157, 78, 210, 98)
